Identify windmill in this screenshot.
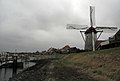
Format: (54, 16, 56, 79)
(66, 6, 117, 51)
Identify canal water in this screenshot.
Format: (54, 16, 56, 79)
(0, 62, 36, 81)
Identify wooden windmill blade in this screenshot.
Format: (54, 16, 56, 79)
(90, 6, 96, 51)
(66, 24, 89, 30)
(90, 6, 95, 27)
(96, 26, 118, 33)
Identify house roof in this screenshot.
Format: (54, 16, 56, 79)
(114, 29, 120, 36)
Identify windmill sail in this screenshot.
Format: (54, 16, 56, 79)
(66, 24, 88, 30)
(90, 6, 95, 27)
(96, 26, 117, 33)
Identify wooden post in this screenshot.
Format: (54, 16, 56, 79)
(92, 32, 95, 51)
(12, 56, 17, 76)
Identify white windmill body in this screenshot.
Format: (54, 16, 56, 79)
(67, 6, 117, 51)
(85, 27, 97, 51)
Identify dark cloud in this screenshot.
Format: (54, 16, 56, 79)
(0, 0, 119, 51)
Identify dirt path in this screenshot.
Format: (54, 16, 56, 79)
(44, 60, 98, 81)
(44, 63, 56, 81)
(53, 65, 98, 81)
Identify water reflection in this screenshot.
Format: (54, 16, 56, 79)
(0, 62, 35, 81)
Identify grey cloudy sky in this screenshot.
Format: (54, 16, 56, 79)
(0, 0, 120, 52)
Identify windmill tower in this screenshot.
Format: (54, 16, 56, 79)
(67, 6, 117, 51)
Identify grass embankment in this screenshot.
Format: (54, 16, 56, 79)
(54, 47, 120, 81)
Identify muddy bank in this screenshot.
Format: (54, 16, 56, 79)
(9, 59, 51, 81)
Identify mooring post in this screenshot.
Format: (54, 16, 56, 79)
(12, 56, 17, 76)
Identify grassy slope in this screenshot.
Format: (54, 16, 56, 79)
(56, 47, 120, 81)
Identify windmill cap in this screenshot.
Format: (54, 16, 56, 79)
(85, 27, 97, 34)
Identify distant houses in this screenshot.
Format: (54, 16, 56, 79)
(97, 29, 120, 49)
(40, 45, 85, 55)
